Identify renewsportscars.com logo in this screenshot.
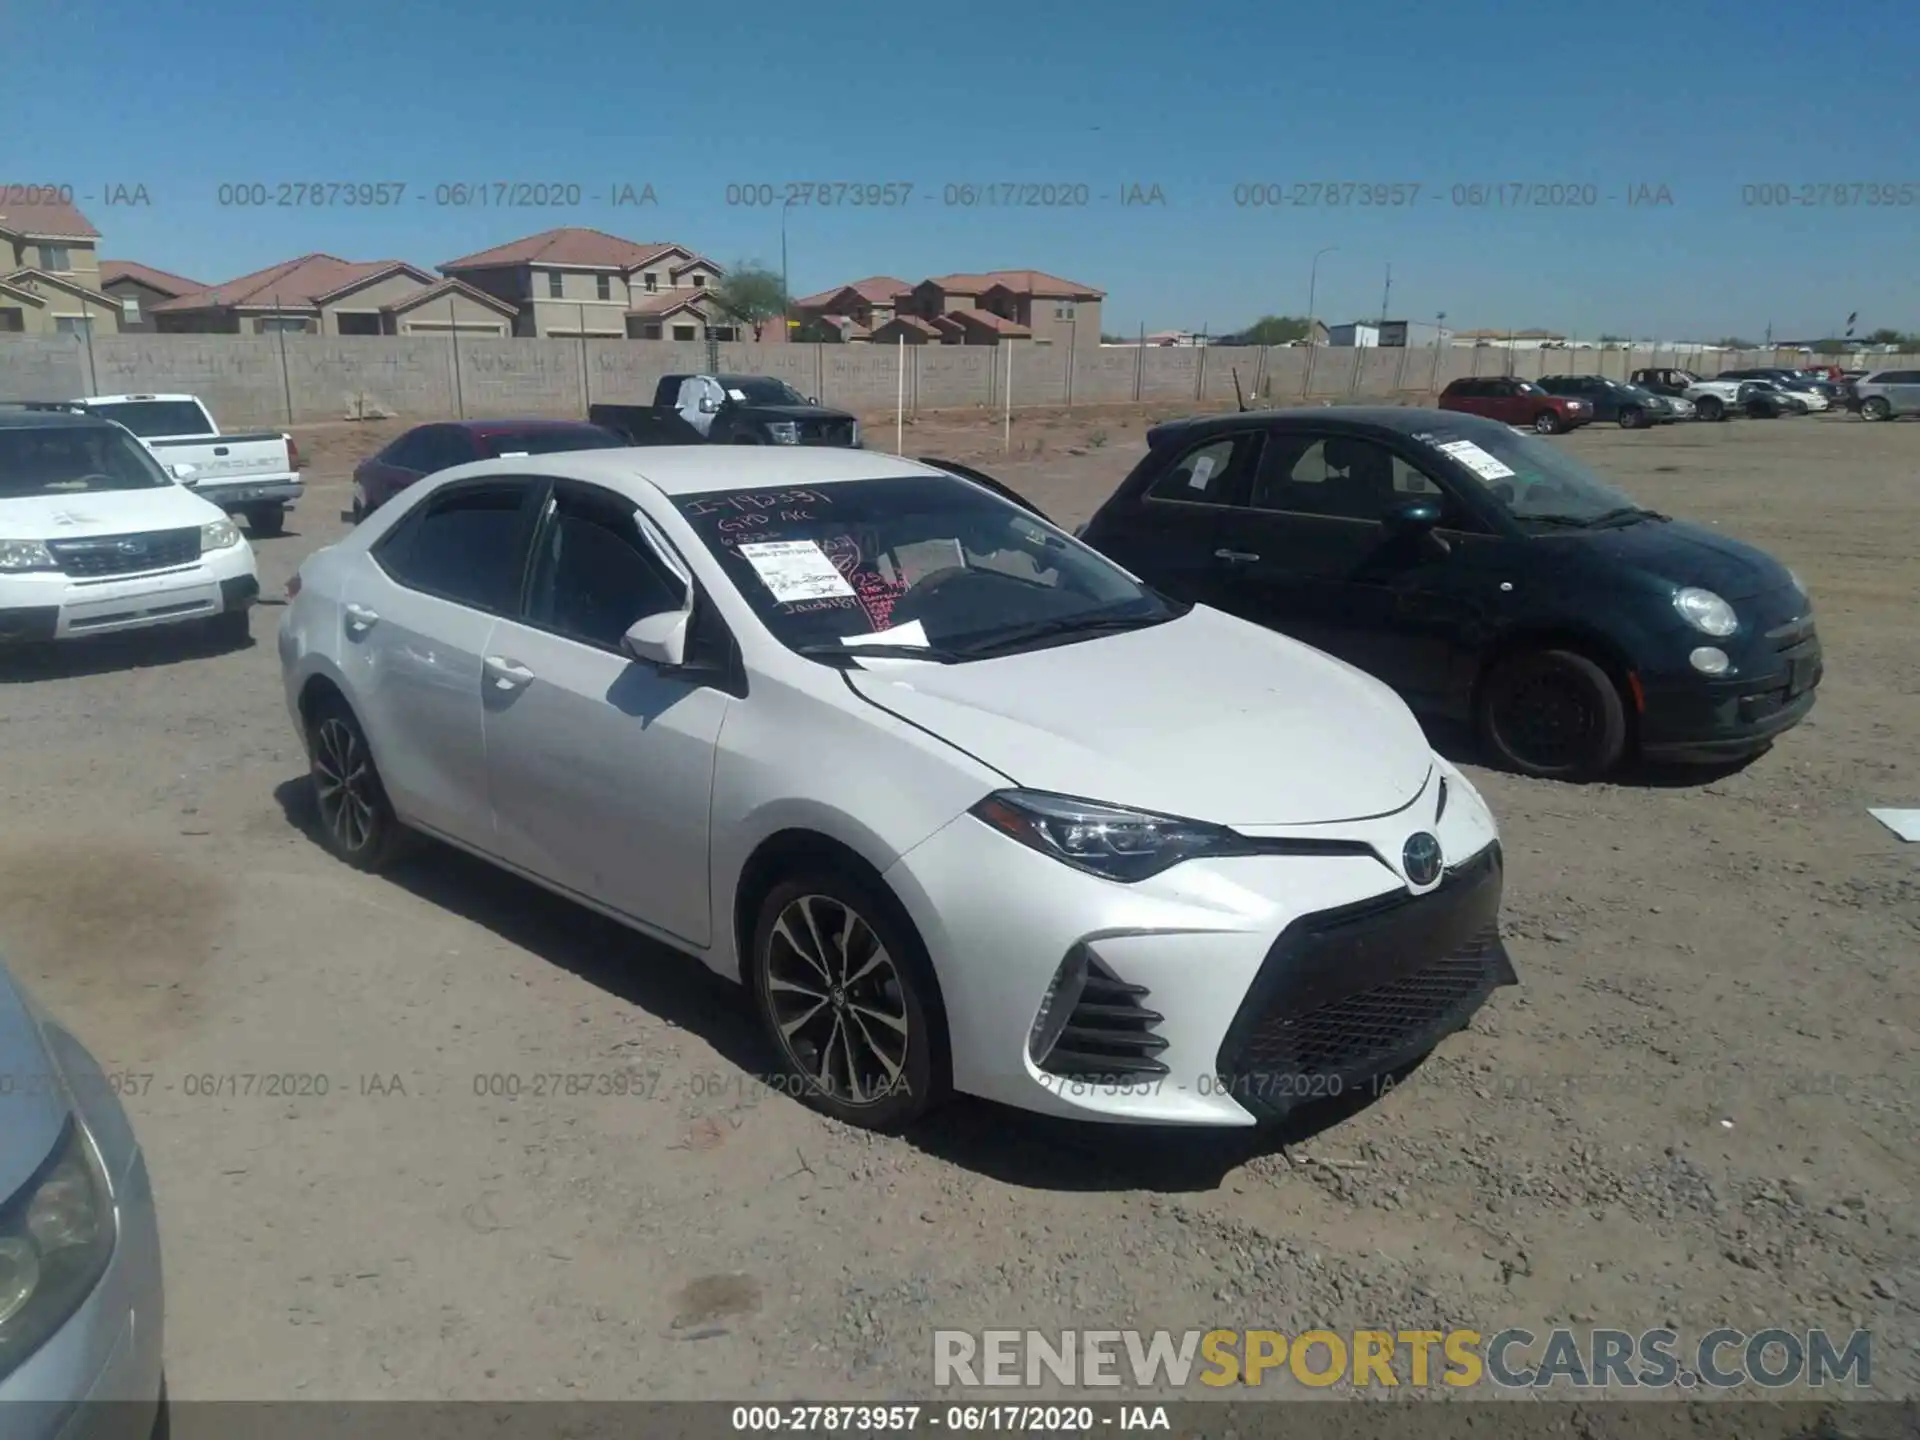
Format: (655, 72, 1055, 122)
(933, 1328, 1873, 1391)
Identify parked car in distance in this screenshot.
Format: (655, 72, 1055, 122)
(0, 404, 258, 648)
(1717, 368, 1831, 410)
(0, 954, 166, 1438)
(1074, 407, 1822, 779)
(279, 446, 1514, 1131)
(1737, 380, 1809, 418)
(1850, 369, 1920, 420)
(1534, 375, 1677, 428)
(1438, 377, 1593, 434)
(350, 419, 628, 521)
(73, 392, 303, 536)
(1630, 369, 1744, 422)
(590, 374, 862, 449)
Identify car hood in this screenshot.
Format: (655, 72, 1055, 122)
(1568, 516, 1792, 600)
(1, 483, 221, 540)
(844, 605, 1434, 825)
(0, 965, 67, 1205)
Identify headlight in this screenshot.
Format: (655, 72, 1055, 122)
(765, 421, 800, 445)
(201, 518, 242, 550)
(0, 539, 58, 573)
(1673, 585, 1737, 637)
(0, 1119, 115, 1381)
(971, 789, 1255, 882)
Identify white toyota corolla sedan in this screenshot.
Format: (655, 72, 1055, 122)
(278, 446, 1514, 1131)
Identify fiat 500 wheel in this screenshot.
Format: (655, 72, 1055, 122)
(1477, 648, 1628, 780)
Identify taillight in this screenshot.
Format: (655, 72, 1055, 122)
(288, 436, 303, 469)
(285, 572, 302, 600)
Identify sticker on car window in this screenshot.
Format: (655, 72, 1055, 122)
(727, 388, 748, 402)
(1187, 455, 1216, 488)
(1432, 439, 1517, 481)
(838, 618, 931, 649)
(737, 539, 858, 603)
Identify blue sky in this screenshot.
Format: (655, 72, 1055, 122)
(8, 0, 1915, 338)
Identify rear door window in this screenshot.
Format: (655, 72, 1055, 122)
(374, 478, 541, 614)
(1146, 433, 1263, 506)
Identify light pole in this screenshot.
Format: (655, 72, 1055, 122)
(780, 197, 796, 341)
(1302, 245, 1337, 398)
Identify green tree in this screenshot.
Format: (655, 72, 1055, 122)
(709, 262, 788, 342)
(1865, 327, 1908, 346)
(1239, 315, 1311, 345)
(1713, 336, 1758, 350)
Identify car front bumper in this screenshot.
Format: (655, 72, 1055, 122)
(0, 543, 257, 645)
(885, 763, 1514, 1126)
(1638, 623, 1823, 761)
(0, 1022, 165, 1440)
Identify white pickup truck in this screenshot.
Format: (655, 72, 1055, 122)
(73, 393, 304, 536)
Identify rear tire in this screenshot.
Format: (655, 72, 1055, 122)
(1477, 648, 1628, 781)
(1533, 410, 1562, 435)
(245, 505, 286, 537)
(748, 866, 950, 1132)
(306, 695, 406, 871)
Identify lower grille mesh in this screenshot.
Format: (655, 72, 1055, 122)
(1039, 961, 1170, 1080)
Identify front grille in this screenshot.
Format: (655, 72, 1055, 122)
(47, 527, 201, 578)
(1038, 959, 1170, 1080)
(801, 420, 856, 447)
(1766, 611, 1817, 652)
(1215, 846, 1515, 1121)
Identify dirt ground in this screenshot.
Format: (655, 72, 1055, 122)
(0, 405, 1913, 1406)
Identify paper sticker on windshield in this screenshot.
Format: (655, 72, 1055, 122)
(838, 619, 931, 649)
(727, 388, 748, 402)
(1432, 439, 1516, 481)
(1187, 455, 1216, 489)
(737, 540, 857, 603)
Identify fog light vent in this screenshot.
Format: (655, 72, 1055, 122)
(1032, 946, 1170, 1080)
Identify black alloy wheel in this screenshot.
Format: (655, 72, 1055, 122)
(1477, 648, 1628, 780)
(750, 870, 947, 1131)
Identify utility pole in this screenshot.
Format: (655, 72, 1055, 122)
(1379, 263, 1392, 325)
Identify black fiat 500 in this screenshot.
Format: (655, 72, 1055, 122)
(1076, 407, 1821, 779)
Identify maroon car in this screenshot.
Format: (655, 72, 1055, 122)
(1438, 376, 1593, 434)
(350, 419, 628, 521)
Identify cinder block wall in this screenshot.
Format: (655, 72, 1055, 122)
(2, 335, 1908, 428)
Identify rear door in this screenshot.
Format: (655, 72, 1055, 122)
(1441, 380, 1488, 417)
(482, 479, 730, 945)
(1884, 370, 1920, 413)
(1081, 430, 1263, 608)
(341, 477, 543, 847)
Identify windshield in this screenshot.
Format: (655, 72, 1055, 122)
(81, 399, 213, 437)
(0, 424, 177, 498)
(719, 377, 808, 406)
(1410, 424, 1642, 526)
(675, 473, 1181, 659)
(479, 426, 627, 458)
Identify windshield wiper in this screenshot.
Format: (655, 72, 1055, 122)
(1587, 505, 1667, 527)
(950, 611, 1172, 658)
(1516, 512, 1599, 528)
(796, 641, 961, 665)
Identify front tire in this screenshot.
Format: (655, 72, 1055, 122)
(206, 606, 250, 648)
(1477, 648, 1628, 780)
(306, 696, 406, 871)
(1696, 395, 1725, 422)
(1533, 410, 1562, 435)
(749, 868, 949, 1132)
(1618, 405, 1645, 430)
(1861, 396, 1892, 421)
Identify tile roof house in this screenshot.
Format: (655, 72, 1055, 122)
(99, 260, 205, 333)
(438, 227, 747, 340)
(800, 268, 1103, 348)
(147, 253, 483, 335)
(0, 194, 122, 336)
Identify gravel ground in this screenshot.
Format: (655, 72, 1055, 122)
(0, 405, 1913, 1406)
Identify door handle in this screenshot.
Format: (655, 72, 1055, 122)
(1214, 548, 1261, 564)
(344, 603, 379, 631)
(483, 655, 536, 690)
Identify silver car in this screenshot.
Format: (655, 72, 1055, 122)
(0, 959, 164, 1439)
(1853, 368, 1920, 420)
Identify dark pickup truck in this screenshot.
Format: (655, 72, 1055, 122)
(589, 373, 862, 448)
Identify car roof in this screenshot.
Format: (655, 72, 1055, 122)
(76, 393, 200, 404)
(455, 418, 609, 434)
(1156, 405, 1520, 441)
(0, 404, 120, 431)
(437, 444, 940, 498)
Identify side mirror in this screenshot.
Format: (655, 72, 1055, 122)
(808, 395, 820, 405)
(699, 397, 719, 413)
(171, 462, 198, 484)
(622, 605, 691, 668)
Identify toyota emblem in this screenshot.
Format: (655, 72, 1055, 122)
(1402, 832, 1443, 888)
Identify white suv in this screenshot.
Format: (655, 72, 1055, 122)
(0, 404, 259, 647)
